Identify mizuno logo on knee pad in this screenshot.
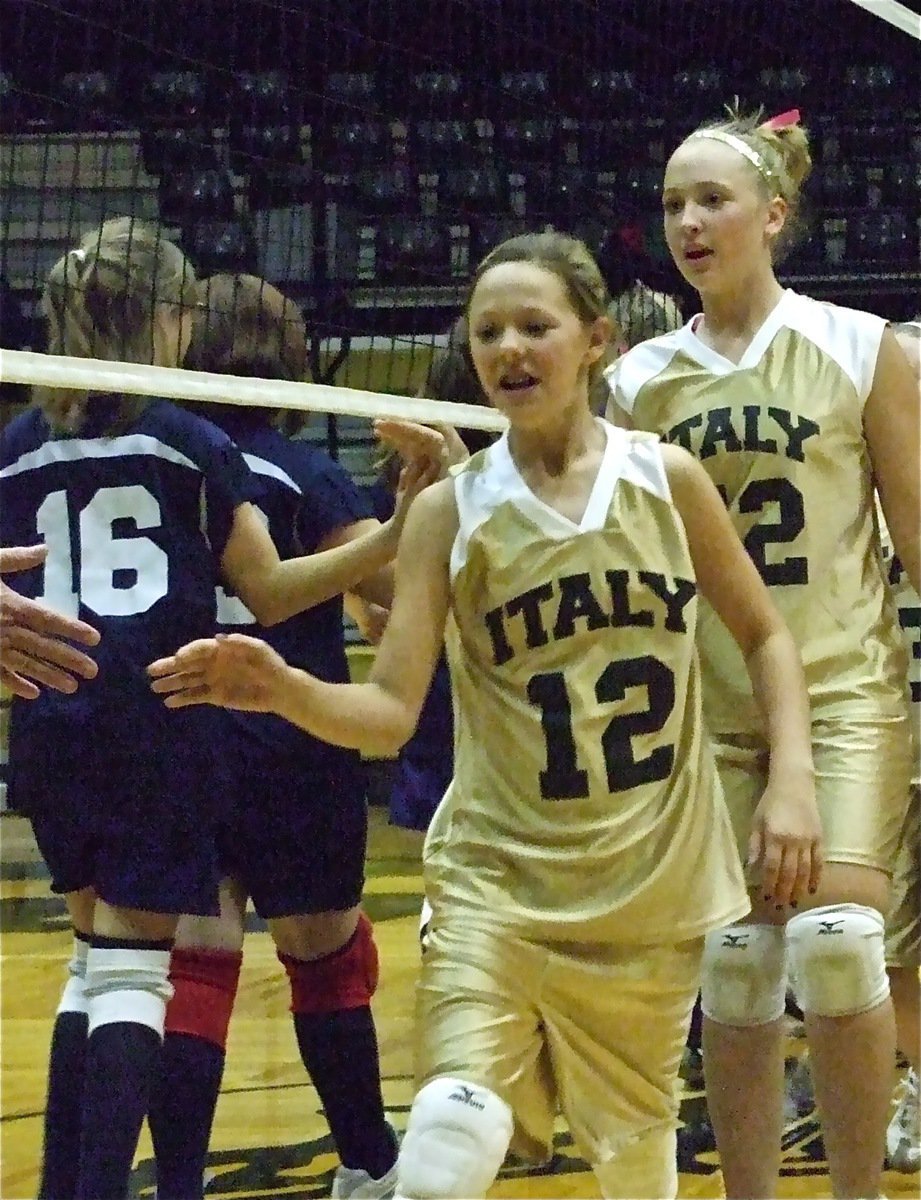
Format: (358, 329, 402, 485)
(817, 920, 844, 934)
(448, 1084, 486, 1110)
(721, 932, 750, 948)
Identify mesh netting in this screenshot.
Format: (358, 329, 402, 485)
(1, 0, 919, 468)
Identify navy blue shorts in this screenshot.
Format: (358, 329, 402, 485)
(388, 656, 453, 832)
(217, 753, 368, 919)
(12, 744, 222, 917)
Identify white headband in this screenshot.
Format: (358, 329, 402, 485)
(690, 130, 777, 185)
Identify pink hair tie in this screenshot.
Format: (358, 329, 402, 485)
(763, 108, 801, 131)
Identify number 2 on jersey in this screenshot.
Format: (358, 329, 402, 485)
(527, 654, 676, 800)
(718, 477, 807, 585)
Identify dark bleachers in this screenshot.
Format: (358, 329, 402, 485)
(2, 30, 920, 332)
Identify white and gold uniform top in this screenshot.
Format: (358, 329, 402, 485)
(606, 289, 908, 737)
(878, 504, 920, 785)
(423, 421, 749, 946)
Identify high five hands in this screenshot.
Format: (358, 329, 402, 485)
(0, 545, 101, 699)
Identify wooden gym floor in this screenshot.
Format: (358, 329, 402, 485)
(1, 807, 918, 1200)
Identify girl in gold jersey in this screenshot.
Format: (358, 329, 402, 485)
(149, 230, 820, 1199)
(606, 111, 920, 1200)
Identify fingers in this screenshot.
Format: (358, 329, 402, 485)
(374, 419, 442, 457)
(758, 833, 783, 904)
(779, 840, 823, 909)
(0, 585, 101, 647)
(434, 423, 471, 468)
(755, 833, 822, 908)
(375, 420, 448, 482)
(26, 604, 101, 648)
(148, 634, 279, 714)
(0, 544, 49, 574)
(161, 687, 212, 709)
(807, 839, 824, 897)
(356, 601, 389, 644)
(397, 457, 439, 502)
(147, 639, 219, 679)
(149, 668, 207, 696)
(0, 630, 98, 693)
(0, 649, 79, 695)
(746, 825, 763, 871)
(13, 627, 99, 680)
(788, 844, 813, 908)
(0, 664, 41, 700)
(770, 845, 799, 909)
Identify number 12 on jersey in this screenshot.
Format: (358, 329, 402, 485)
(527, 655, 676, 800)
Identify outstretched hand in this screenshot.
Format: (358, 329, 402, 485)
(374, 418, 470, 476)
(0, 545, 100, 699)
(148, 633, 290, 712)
(391, 454, 442, 532)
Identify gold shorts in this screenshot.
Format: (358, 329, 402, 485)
(414, 914, 702, 1166)
(713, 714, 912, 876)
(886, 784, 920, 968)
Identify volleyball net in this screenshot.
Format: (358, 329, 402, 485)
(1, 0, 919, 450)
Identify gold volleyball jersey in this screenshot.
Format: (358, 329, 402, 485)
(878, 501, 921, 782)
(423, 421, 749, 945)
(607, 289, 908, 736)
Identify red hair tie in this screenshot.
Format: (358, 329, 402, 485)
(763, 108, 801, 131)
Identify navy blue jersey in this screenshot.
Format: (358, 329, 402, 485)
(0, 398, 258, 751)
(206, 411, 374, 766)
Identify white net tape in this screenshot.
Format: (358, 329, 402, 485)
(0, 348, 509, 433)
(845, 0, 921, 39)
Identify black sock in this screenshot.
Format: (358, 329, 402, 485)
(293, 1007, 397, 1177)
(75, 1022, 162, 1200)
(39, 1011, 89, 1200)
(149, 1033, 225, 1200)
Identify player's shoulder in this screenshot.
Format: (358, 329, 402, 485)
(604, 325, 691, 410)
(452, 440, 494, 481)
(0, 405, 49, 465)
(780, 292, 886, 401)
(451, 437, 514, 513)
(783, 290, 885, 340)
(229, 425, 308, 494)
(657, 439, 705, 493)
(401, 476, 458, 562)
(141, 398, 237, 452)
(607, 423, 677, 505)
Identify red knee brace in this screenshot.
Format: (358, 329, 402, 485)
(164, 946, 243, 1050)
(278, 912, 379, 1015)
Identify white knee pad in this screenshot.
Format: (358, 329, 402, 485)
(84, 945, 174, 1036)
(395, 1076, 513, 1199)
(700, 924, 788, 1026)
(787, 903, 889, 1017)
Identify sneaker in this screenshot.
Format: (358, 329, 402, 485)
(887, 1068, 921, 1174)
(331, 1159, 399, 1199)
